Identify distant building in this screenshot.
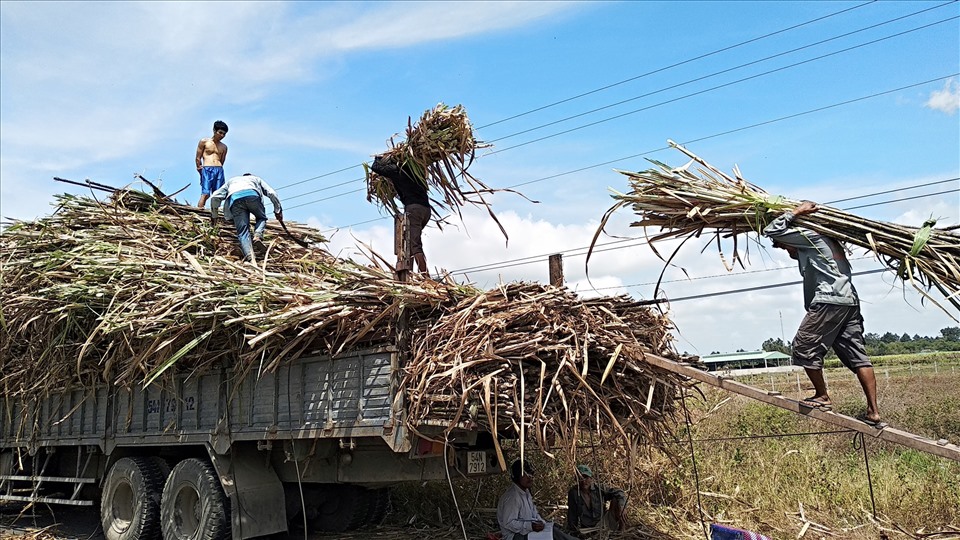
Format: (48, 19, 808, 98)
(701, 350, 791, 372)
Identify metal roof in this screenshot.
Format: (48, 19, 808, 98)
(701, 350, 791, 364)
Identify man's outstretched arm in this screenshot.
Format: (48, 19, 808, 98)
(763, 200, 818, 246)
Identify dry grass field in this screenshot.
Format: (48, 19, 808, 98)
(630, 362, 960, 539)
(390, 355, 960, 539)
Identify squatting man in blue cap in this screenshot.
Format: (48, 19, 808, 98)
(497, 459, 580, 540)
(566, 464, 627, 534)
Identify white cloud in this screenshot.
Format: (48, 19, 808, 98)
(241, 122, 374, 155)
(925, 78, 960, 115)
(0, 1, 581, 220)
(321, 2, 579, 51)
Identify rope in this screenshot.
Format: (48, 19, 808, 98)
(853, 432, 879, 520)
(290, 440, 308, 539)
(443, 437, 469, 540)
(680, 389, 710, 540)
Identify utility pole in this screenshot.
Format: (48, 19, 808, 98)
(394, 215, 411, 371)
(548, 254, 564, 288)
(394, 215, 409, 283)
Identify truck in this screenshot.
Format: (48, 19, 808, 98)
(0, 345, 500, 539)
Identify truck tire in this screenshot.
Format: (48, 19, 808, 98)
(149, 456, 173, 481)
(160, 458, 230, 540)
(284, 484, 321, 530)
(309, 484, 366, 532)
(100, 457, 163, 540)
(363, 487, 390, 527)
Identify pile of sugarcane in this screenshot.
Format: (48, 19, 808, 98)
(592, 141, 960, 318)
(0, 190, 473, 398)
(2, 190, 686, 453)
(404, 283, 686, 463)
(365, 103, 515, 241)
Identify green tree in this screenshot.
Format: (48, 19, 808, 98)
(940, 327, 960, 341)
(900, 333, 912, 342)
(880, 332, 899, 343)
(761, 337, 791, 355)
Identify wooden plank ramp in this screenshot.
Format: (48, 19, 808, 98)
(643, 354, 960, 462)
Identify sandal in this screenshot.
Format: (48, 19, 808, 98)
(799, 398, 832, 411)
(856, 414, 888, 429)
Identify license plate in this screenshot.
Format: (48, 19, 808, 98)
(466, 451, 486, 474)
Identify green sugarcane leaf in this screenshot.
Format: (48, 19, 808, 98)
(143, 329, 213, 388)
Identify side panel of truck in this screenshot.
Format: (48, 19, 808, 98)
(1, 348, 404, 452)
(1, 348, 496, 538)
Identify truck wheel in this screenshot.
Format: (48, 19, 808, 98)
(309, 484, 365, 532)
(364, 487, 390, 527)
(284, 484, 321, 530)
(101, 457, 163, 540)
(149, 456, 173, 481)
(160, 458, 230, 540)
(346, 485, 372, 530)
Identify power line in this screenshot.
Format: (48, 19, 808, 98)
(277, 163, 360, 191)
(827, 177, 959, 204)
(589, 256, 876, 292)
(287, 187, 365, 211)
(273, 2, 881, 192)
(475, 1, 880, 129)
(284, 176, 365, 200)
(276, 13, 955, 206)
(293, 74, 958, 219)
(508, 75, 958, 190)
(486, 3, 954, 144)
(319, 217, 385, 235)
(653, 268, 886, 303)
(484, 16, 959, 156)
(844, 188, 960, 210)
(451, 237, 644, 274)
(446, 182, 959, 275)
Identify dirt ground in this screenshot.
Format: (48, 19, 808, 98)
(0, 504, 540, 540)
(0, 503, 655, 540)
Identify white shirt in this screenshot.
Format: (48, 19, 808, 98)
(209, 174, 282, 221)
(497, 483, 543, 540)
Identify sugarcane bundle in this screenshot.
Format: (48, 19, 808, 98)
(591, 141, 960, 318)
(402, 282, 687, 461)
(365, 103, 515, 241)
(3, 190, 688, 460)
(0, 190, 470, 398)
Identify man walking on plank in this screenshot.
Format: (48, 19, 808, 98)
(763, 200, 884, 428)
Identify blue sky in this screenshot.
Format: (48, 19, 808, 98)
(2, 1, 958, 354)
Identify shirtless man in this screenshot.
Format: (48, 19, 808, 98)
(195, 120, 229, 208)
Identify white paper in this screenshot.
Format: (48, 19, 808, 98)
(528, 521, 553, 540)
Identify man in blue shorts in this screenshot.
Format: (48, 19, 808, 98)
(763, 200, 883, 427)
(195, 120, 228, 208)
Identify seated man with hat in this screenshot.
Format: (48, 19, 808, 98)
(566, 464, 627, 534)
(497, 459, 580, 540)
